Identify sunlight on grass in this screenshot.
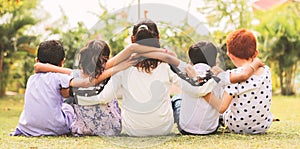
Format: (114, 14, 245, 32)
(0, 94, 299, 148)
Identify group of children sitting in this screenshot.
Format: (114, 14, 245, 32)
(11, 19, 273, 137)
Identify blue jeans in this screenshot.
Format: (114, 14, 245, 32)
(172, 95, 192, 135)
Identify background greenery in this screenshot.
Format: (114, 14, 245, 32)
(0, 94, 299, 148)
(0, 0, 299, 96)
(0, 1, 299, 148)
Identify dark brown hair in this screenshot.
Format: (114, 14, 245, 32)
(188, 41, 218, 67)
(132, 19, 161, 73)
(37, 40, 65, 66)
(226, 29, 257, 59)
(79, 40, 110, 79)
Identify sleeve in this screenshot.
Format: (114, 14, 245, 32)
(58, 73, 73, 89)
(177, 60, 188, 72)
(169, 68, 217, 98)
(77, 72, 122, 105)
(70, 69, 81, 78)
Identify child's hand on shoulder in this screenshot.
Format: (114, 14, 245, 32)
(34, 62, 46, 73)
(165, 49, 177, 57)
(116, 58, 137, 71)
(185, 65, 198, 78)
(211, 66, 224, 76)
(253, 58, 264, 68)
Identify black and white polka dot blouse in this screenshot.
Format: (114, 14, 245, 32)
(223, 66, 273, 134)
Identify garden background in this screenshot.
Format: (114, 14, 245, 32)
(0, 0, 299, 148)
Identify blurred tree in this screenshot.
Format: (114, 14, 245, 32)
(255, 2, 300, 95)
(44, 7, 90, 69)
(158, 22, 209, 62)
(92, 0, 210, 62)
(61, 22, 90, 68)
(91, 2, 132, 56)
(0, 0, 39, 96)
(197, 0, 255, 69)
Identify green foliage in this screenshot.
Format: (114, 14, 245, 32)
(0, 0, 39, 96)
(91, 2, 131, 56)
(60, 22, 90, 68)
(197, 0, 253, 31)
(255, 2, 300, 95)
(196, 0, 254, 70)
(90, 1, 209, 60)
(158, 22, 210, 62)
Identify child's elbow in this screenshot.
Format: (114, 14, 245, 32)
(218, 105, 228, 114)
(240, 73, 250, 81)
(33, 63, 40, 72)
(219, 108, 226, 114)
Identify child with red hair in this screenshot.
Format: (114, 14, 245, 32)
(204, 29, 273, 134)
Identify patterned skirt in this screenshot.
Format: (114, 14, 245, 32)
(70, 99, 122, 136)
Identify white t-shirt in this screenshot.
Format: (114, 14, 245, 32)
(179, 63, 227, 134)
(223, 66, 273, 134)
(78, 63, 216, 136)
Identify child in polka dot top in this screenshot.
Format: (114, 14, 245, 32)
(204, 28, 273, 134)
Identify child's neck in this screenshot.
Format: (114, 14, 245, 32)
(235, 58, 253, 68)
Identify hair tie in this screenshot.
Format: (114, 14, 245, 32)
(138, 24, 148, 31)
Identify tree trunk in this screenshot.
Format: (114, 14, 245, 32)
(285, 65, 296, 95)
(0, 50, 3, 73)
(279, 68, 284, 95)
(280, 64, 296, 95)
(0, 73, 5, 97)
(0, 51, 5, 97)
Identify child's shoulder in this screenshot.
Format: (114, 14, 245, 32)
(263, 65, 271, 73)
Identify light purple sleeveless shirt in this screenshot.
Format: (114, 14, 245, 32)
(12, 72, 74, 136)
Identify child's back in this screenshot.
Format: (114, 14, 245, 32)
(12, 40, 75, 136)
(223, 65, 272, 133)
(173, 41, 222, 134)
(203, 29, 273, 134)
(14, 72, 74, 136)
(179, 63, 223, 134)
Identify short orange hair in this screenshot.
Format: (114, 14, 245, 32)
(226, 29, 257, 59)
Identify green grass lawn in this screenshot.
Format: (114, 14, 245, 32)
(0, 94, 299, 149)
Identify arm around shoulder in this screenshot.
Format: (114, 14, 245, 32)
(203, 91, 233, 114)
(230, 58, 264, 83)
(181, 78, 217, 98)
(34, 62, 72, 75)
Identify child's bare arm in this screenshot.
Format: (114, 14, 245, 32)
(34, 63, 72, 75)
(132, 51, 181, 66)
(230, 58, 264, 83)
(106, 43, 167, 69)
(203, 92, 233, 114)
(211, 66, 224, 76)
(70, 68, 116, 88)
(70, 59, 136, 87)
(106, 44, 165, 69)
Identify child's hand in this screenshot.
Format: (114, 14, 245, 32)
(60, 88, 70, 98)
(252, 58, 264, 68)
(211, 66, 224, 75)
(130, 53, 146, 61)
(33, 62, 46, 73)
(185, 65, 198, 78)
(165, 50, 177, 57)
(115, 58, 137, 71)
